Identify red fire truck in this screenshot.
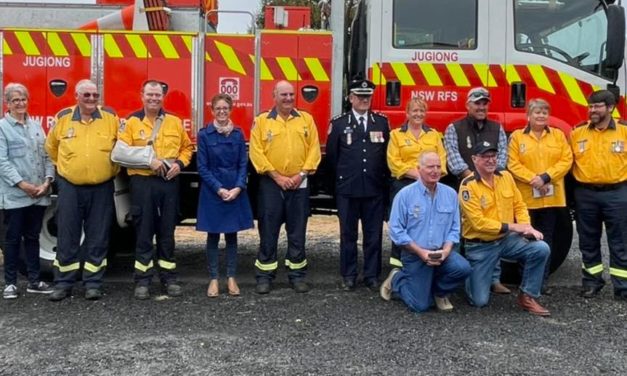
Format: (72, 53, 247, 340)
(0, 0, 625, 278)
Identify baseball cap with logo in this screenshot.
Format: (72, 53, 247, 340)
(467, 87, 491, 103)
(473, 141, 498, 155)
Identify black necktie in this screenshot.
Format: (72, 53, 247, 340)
(359, 116, 365, 132)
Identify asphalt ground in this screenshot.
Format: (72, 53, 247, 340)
(1, 217, 626, 375)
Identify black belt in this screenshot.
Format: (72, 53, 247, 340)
(463, 238, 500, 244)
(578, 181, 627, 191)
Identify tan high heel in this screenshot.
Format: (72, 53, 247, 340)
(227, 277, 240, 296)
(207, 279, 219, 298)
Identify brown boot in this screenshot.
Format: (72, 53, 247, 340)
(227, 277, 240, 296)
(517, 293, 550, 316)
(491, 282, 512, 294)
(207, 279, 219, 298)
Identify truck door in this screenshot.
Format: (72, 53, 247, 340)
(369, 0, 495, 131)
(1, 29, 93, 133)
(504, 0, 626, 133)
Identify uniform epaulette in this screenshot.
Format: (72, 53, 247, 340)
(461, 174, 478, 186)
(372, 111, 387, 118)
(574, 121, 589, 128)
(56, 107, 73, 119)
(100, 106, 117, 116)
(618, 120, 627, 127)
(331, 112, 349, 122)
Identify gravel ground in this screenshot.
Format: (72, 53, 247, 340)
(1, 216, 626, 375)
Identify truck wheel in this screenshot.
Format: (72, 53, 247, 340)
(38, 200, 60, 278)
(500, 207, 573, 283)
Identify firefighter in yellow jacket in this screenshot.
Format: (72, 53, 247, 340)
(249, 80, 321, 294)
(507, 98, 572, 294)
(570, 90, 627, 300)
(45, 79, 119, 301)
(116, 80, 193, 300)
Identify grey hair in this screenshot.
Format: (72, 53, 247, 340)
(526, 98, 550, 116)
(4, 83, 29, 102)
(75, 79, 97, 94)
(419, 151, 440, 167)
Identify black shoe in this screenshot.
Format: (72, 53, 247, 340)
(581, 285, 603, 298)
(340, 278, 356, 291)
(365, 279, 380, 292)
(255, 282, 271, 295)
(166, 283, 182, 297)
(85, 288, 102, 301)
(134, 285, 150, 300)
(291, 281, 310, 293)
(49, 288, 71, 302)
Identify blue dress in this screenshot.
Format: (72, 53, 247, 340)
(196, 124, 253, 233)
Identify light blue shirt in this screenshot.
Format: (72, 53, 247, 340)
(0, 113, 54, 209)
(389, 179, 460, 250)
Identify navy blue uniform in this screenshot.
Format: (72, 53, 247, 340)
(326, 111, 390, 284)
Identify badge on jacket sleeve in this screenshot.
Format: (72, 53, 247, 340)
(519, 143, 526, 153)
(612, 140, 624, 153)
(462, 190, 470, 201)
(577, 139, 587, 152)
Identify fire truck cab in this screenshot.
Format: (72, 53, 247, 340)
(345, 0, 626, 277)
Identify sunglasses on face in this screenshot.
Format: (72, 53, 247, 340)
(80, 92, 100, 99)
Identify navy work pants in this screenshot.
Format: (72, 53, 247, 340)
(54, 176, 113, 290)
(130, 175, 179, 286)
(255, 176, 309, 283)
(575, 184, 627, 294)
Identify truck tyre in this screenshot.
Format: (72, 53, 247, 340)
(500, 207, 573, 283)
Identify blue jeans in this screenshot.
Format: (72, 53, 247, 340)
(206, 232, 238, 279)
(392, 249, 472, 313)
(465, 233, 549, 307)
(3, 205, 46, 285)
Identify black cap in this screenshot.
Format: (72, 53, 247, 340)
(473, 140, 498, 155)
(349, 78, 375, 95)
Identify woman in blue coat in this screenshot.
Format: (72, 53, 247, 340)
(197, 94, 253, 297)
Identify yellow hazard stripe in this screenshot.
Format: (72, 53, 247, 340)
(390, 257, 403, 268)
(304, 57, 329, 82)
(158, 259, 177, 270)
(582, 263, 604, 275)
(447, 63, 470, 87)
(53, 259, 80, 273)
(15, 31, 40, 56)
(126, 34, 149, 58)
(70, 32, 91, 57)
(558, 72, 587, 106)
(285, 259, 307, 270)
(255, 260, 278, 271)
(473, 63, 497, 88)
(276, 57, 301, 81)
(419, 63, 443, 86)
(391, 62, 415, 86)
(104, 34, 123, 58)
(609, 267, 627, 279)
(371, 63, 386, 85)
(527, 64, 555, 94)
(215, 40, 245, 75)
(254, 56, 274, 80)
(503, 64, 521, 85)
(154, 34, 179, 59)
(46, 32, 69, 57)
(134, 260, 154, 272)
(84, 259, 108, 273)
(3, 38, 12, 55)
(182, 35, 193, 54)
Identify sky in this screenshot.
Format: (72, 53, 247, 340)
(218, 0, 262, 33)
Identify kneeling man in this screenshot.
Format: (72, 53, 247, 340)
(459, 142, 550, 316)
(381, 152, 471, 312)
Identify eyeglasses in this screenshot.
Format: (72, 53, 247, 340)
(80, 92, 100, 99)
(10, 98, 27, 104)
(213, 107, 230, 112)
(588, 103, 606, 110)
(478, 153, 497, 160)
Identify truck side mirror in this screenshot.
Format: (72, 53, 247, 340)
(604, 4, 625, 70)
